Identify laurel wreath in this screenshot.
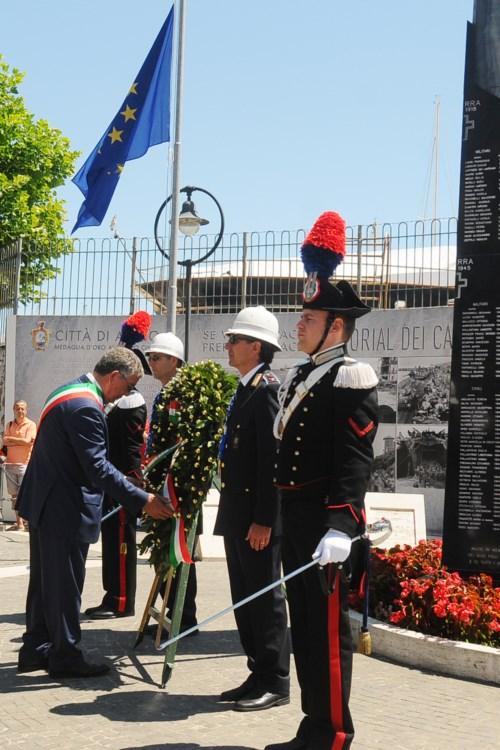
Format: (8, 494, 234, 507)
(139, 359, 236, 576)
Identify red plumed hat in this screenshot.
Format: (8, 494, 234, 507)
(119, 310, 153, 375)
(301, 211, 370, 317)
(119, 311, 152, 347)
(301, 211, 346, 276)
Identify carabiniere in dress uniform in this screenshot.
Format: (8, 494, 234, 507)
(264, 210, 379, 750)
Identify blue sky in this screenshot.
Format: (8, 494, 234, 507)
(1, 0, 473, 239)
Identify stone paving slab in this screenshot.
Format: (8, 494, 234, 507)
(0, 528, 499, 750)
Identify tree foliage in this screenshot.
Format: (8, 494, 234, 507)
(0, 55, 79, 301)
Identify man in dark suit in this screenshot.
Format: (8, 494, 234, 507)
(214, 306, 290, 712)
(16, 347, 172, 679)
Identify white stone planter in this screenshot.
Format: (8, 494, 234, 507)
(349, 609, 500, 685)
(0, 497, 16, 523)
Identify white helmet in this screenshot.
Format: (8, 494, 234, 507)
(145, 332, 185, 362)
(224, 306, 282, 351)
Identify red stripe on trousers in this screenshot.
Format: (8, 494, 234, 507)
(117, 508, 127, 613)
(328, 572, 347, 750)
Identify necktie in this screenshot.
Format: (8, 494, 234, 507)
(218, 382, 244, 459)
(146, 391, 163, 455)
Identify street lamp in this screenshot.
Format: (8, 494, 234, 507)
(178, 194, 209, 236)
(154, 185, 225, 360)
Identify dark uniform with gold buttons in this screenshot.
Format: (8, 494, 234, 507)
(99, 391, 147, 615)
(276, 346, 378, 750)
(85, 311, 152, 621)
(214, 364, 290, 699)
(268, 211, 378, 750)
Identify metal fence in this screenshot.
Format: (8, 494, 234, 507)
(0, 242, 22, 346)
(0, 217, 457, 344)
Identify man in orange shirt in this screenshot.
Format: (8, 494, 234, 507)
(2, 401, 37, 531)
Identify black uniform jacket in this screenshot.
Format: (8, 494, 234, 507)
(214, 365, 281, 539)
(107, 391, 147, 476)
(105, 390, 147, 511)
(276, 346, 378, 538)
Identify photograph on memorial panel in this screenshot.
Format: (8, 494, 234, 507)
(397, 357, 451, 424)
(370, 356, 397, 423)
(367, 423, 396, 493)
(396, 424, 448, 534)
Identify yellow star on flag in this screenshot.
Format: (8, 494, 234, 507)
(120, 104, 137, 122)
(129, 81, 138, 94)
(108, 127, 124, 144)
(116, 164, 125, 174)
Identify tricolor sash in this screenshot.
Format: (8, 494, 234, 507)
(39, 380, 104, 427)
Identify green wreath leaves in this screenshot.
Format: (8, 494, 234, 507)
(139, 359, 236, 576)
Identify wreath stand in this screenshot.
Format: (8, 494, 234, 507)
(133, 511, 199, 689)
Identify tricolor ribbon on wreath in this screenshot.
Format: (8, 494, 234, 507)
(162, 472, 193, 567)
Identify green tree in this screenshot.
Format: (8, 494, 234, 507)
(0, 55, 79, 302)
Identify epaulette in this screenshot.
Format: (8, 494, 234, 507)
(115, 390, 146, 409)
(333, 358, 378, 389)
(262, 370, 280, 385)
(250, 372, 263, 387)
(250, 371, 280, 388)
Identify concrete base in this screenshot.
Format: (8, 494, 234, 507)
(0, 497, 15, 524)
(199, 488, 224, 558)
(349, 609, 500, 685)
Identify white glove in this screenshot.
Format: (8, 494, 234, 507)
(313, 530, 352, 567)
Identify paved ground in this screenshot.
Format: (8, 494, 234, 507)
(0, 525, 498, 750)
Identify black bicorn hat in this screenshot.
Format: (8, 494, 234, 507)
(301, 211, 370, 319)
(303, 278, 370, 318)
(119, 311, 153, 375)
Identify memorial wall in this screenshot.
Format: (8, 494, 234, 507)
(6, 307, 453, 535)
(443, 8, 500, 578)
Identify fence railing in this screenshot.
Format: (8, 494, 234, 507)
(0, 217, 458, 344)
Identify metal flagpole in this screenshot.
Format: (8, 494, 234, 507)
(166, 0, 187, 332)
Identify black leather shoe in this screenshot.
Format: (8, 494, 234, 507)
(219, 674, 256, 702)
(49, 660, 111, 678)
(234, 690, 290, 712)
(84, 607, 132, 619)
(264, 739, 307, 750)
(17, 653, 49, 674)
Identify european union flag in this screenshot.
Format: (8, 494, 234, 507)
(72, 7, 174, 233)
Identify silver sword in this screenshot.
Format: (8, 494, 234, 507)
(156, 517, 392, 651)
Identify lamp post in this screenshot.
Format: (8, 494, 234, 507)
(154, 185, 225, 360)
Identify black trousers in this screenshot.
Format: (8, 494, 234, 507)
(224, 536, 290, 695)
(100, 506, 137, 614)
(282, 497, 354, 750)
(22, 519, 88, 669)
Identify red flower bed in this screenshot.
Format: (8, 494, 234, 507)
(349, 540, 500, 648)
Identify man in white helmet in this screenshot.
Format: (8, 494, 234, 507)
(144, 332, 198, 633)
(144, 332, 185, 395)
(214, 306, 290, 712)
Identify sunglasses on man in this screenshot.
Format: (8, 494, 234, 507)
(146, 353, 166, 361)
(226, 334, 257, 345)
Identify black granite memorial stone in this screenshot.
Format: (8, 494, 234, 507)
(443, 6, 500, 579)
